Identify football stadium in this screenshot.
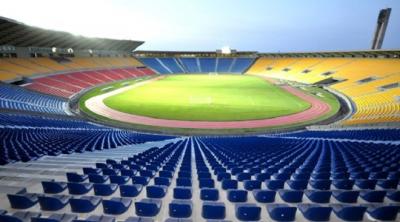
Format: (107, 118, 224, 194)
(0, 1, 399, 221)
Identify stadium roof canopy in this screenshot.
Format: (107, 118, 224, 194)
(0, 17, 144, 52)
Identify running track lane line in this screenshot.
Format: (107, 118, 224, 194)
(85, 77, 331, 129)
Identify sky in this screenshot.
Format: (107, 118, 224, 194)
(1, 0, 399, 52)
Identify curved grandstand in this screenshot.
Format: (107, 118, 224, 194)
(0, 15, 399, 222)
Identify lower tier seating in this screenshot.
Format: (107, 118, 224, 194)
(23, 67, 155, 98)
(0, 112, 174, 165)
(1, 136, 398, 221)
(0, 83, 67, 115)
(246, 57, 400, 125)
(276, 128, 400, 141)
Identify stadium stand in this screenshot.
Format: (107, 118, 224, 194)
(0, 15, 398, 222)
(0, 83, 67, 115)
(0, 112, 173, 164)
(247, 57, 400, 125)
(0, 57, 145, 82)
(139, 58, 172, 74)
(157, 58, 185, 73)
(179, 58, 201, 73)
(0, 136, 398, 221)
(140, 57, 255, 74)
(275, 128, 400, 141)
(23, 67, 155, 98)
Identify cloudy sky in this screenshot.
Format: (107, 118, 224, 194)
(1, 0, 399, 52)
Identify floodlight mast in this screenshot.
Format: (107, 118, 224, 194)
(371, 8, 391, 50)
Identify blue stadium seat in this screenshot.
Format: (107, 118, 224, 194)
(154, 177, 171, 186)
(89, 175, 109, 184)
(252, 189, 276, 203)
(66, 173, 88, 183)
(169, 200, 193, 218)
(132, 176, 150, 186)
(387, 190, 400, 202)
(41, 181, 67, 194)
(173, 187, 192, 200)
(199, 179, 214, 188)
(178, 171, 191, 178)
(176, 178, 192, 187)
(216, 172, 231, 181)
(83, 168, 102, 175)
(159, 170, 174, 178)
(265, 180, 285, 190)
(102, 198, 132, 215)
(332, 204, 367, 221)
(355, 179, 376, 189)
(298, 204, 332, 221)
(202, 202, 226, 220)
(121, 169, 137, 177)
(332, 179, 354, 190)
(332, 190, 359, 203)
(7, 193, 40, 209)
(243, 180, 261, 190)
(94, 183, 118, 196)
(309, 179, 331, 190)
(359, 190, 386, 203)
(221, 179, 238, 190)
(236, 173, 251, 181)
(377, 179, 399, 189)
(364, 204, 400, 221)
(267, 204, 297, 221)
(278, 190, 303, 203)
(37, 195, 70, 211)
(287, 180, 308, 190)
(200, 188, 219, 201)
(119, 184, 143, 197)
(69, 196, 102, 213)
(109, 175, 129, 185)
(304, 190, 331, 203)
(235, 203, 261, 221)
(67, 182, 93, 195)
(146, 185, 168, 198)
(227, 189, 247, 202)
(135, 199, 162, 217)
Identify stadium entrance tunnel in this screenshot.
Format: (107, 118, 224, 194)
(77, 74, 342, 135)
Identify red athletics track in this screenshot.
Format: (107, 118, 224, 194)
(85, 77, 331, 129)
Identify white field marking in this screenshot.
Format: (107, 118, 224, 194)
(85, 76, 164, 111)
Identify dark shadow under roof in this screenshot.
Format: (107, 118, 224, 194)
(0, 17, 144, 52)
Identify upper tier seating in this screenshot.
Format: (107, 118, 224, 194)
(0, 83, 67, 115)
(247, 57, 400, 125)
(0, 57, 144, 81)
(0, 112, 174, 165)
(23, 67, 155, 98)
(1, 135, 398, 221)
(139, 57, 255, 74)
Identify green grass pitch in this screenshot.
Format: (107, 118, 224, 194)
(103, 75, 311, 121)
